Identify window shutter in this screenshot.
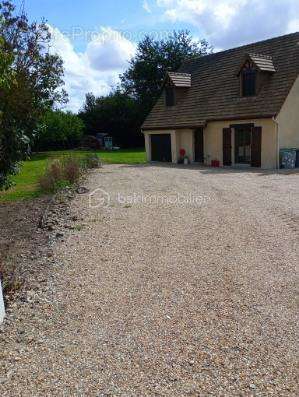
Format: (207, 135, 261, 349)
(251, 127, 262, 167)
(223, 128, 232, 166)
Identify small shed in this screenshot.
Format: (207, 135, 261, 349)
(96, 133, 113, 150)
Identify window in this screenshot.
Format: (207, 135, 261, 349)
(165, 86, 175, 106)
(241, 65, 256, 96)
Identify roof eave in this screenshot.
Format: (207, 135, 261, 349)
(142, 122, 207, 131)
(142, 113, 277, 131)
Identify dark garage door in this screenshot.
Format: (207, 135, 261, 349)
(151, 134, 172, 162)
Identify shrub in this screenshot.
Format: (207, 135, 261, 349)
(39, 156, 82, 193)
(48, 160, 64, 181)
(63, 156, 81, 184)
(39, 160, 64, 192)
(34, 110, 84, 151)
(83, 153, 102, 169)
(81, 135, 102, 150)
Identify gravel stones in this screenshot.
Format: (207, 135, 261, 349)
(0, 165, 298, 395)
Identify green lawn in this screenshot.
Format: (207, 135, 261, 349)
(0, 149, 146, 202)
(96, 149, 146, 164)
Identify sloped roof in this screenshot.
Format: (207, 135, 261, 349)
(167, 72, 191, 87)
(142, 32, 299, 130)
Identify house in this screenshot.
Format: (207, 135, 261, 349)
(142, 32, 299, 169)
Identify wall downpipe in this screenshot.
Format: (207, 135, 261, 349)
(273, 116, 280, 170)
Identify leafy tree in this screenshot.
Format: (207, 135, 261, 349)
(121, 31, 212, 118)
(0, 36, 13, 87)
(0, 34, 22, 189)
(80, 31, 211, 148)
(34, 110, 84, 151)
(79, 93, 99, 136)
(0, 1, 67, 189)
(79, 91, 144, 148)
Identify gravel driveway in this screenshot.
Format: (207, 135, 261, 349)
(0, 164, 298, 396)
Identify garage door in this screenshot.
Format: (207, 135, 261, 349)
(151, 134, 172, 162)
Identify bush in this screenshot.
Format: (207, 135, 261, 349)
(38, 152, 102, 194)
(83, 153, 102, 169)
(39, 160, 64, 192)
(34, 110, 84, 151)
(63, 156, 81, 184)
(39, 156, 82, 193)
(81, 135, 102, 150)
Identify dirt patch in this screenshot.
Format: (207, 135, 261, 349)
(0, 198, 50, 304)
(0, 187, 83, 306)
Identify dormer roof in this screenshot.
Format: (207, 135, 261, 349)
(165, 72, 191, 88)
(237, 53, 276, 75)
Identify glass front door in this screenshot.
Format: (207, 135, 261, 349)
(235, 126, 251, 164)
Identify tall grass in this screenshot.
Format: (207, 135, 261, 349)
(39, 153, 99, 193)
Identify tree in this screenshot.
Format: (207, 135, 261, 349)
(0, 1, 67, 189)
(0, 35, 16, 188)
(79, 91, 144, 148)
(121, 31, 212, 118)
(80, 31, 211, 148)
(34, 110, 84, 151)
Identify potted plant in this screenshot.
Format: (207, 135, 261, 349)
(178, 148, 185, 164)
(179, 148, 190, 164)
(184, 155, 190, 165)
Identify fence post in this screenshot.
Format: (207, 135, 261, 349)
(0, 279, 5, 324)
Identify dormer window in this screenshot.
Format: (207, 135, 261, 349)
(241, 62, 256, 96)
(163, 72, 191, 107)
(165, 86, 175, 106)
(237, 54, 276, 98)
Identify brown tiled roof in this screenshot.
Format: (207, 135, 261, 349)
(167, 72, 191, 87)
(142, 32, 299, 130)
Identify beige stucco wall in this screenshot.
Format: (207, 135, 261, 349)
(144, 129, 194, 163)
(143, 130, 177, 163)
(203, 118, 277, 169)
(144, 133, 151, 162)
(276, 75, 299, 149)
(176, 129, 194, 162)
(143, 118, 278, 168)
(259, 119, 278, 169)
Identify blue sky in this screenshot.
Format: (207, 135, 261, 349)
(16, 0, 299, 111)
(22, 0, 193, 52)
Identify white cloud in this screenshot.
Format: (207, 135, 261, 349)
(47, 1, 298, 111)
(155, 0, 299, 48)
(48, 26, 136, 112)
(143, 0, 152, 13)
(86, 27, 136, 71)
